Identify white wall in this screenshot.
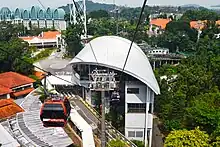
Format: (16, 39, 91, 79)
(124, 81, 154, 144)
(125, 81, 147, 103)
(125, 113, 153, 129)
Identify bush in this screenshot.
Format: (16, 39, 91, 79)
(131, 140, 144, 147)
(165, 127, 210, 147)
(108, 139, 127, 147)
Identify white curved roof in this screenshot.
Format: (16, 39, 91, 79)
(70, 36, 160, 94)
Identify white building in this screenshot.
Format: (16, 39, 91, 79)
(147, 48, 169, 55)
(0, 6, 66, 31)
(69, 36, 160, 146)
(20, 31, 64, 48)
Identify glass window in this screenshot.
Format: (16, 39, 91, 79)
(128, 131, 135, 137)
(127, 103, 146, 113)
(136, 131, 143, 137)
(127, 88, 139, 94)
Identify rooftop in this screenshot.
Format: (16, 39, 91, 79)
(0, 98, 24, 119)
(20, 31, 61, 41)
(0, 85, 12, 96)
(150, 18, 171, 29)
(0, 72, 35, 88)
(70, 36, 160, 94)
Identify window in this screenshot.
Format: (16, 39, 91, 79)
(127, 88, 139, 94)
(128, 131, 143, 138)
(127, 103, 146, 113)
(128, 131, 135, 137)
(136, 131, 143, 137)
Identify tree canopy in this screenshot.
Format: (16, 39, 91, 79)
(63, 23, 83, 57)
(0, 22, 33, 75)
(165, 127, 210, 147)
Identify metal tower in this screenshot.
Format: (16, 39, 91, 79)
(69, 0, 87, 37)
(89, 69, 118, 147)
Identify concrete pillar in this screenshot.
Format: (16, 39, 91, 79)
(145, 87, 150, 147)
(149, 129, 153, 147)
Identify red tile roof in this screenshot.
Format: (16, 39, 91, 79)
(34, 71, 46, 80)
(0, 98, 24, 119)
(150, 19, 171, 29)
(0, 72, 35, 88)
(0, 85, 12, 96)
(216, 20, 220, 26)
(40, 31, 61, 39)
(12, 88, 34, 97)
(190, 21, 206, 30)
(20, 31, 61, 42)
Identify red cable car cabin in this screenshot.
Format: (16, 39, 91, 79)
(40, 97, 71, 127)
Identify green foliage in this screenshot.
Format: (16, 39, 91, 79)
(32, 49, 55, 62)
(108, 139, 127, 147)
(131, 140, 144, 147)
(34, 86, 55, 103)
(212, 136, 220, 147)
(64, 24, 83, 57)
(181, 9, 220, 21)
(0, 23, 34, 75)
(165, 127, 210, 147)
(89, 10, 109, 18)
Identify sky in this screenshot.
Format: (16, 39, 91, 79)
(0, 0, 219, 9)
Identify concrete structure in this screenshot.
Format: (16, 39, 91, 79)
(0, 6, 66, 30)
(0, 123, 20, 147)
(69, 36, 160, 146)
(0, 72, 35, 99)
(20, 31, 64, 48)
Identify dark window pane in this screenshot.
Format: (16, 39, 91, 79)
(128, 131, 135, 137)
(127, 88, 139, 94)
(136, 131, 143, 137)
(127, 103, 146, 113)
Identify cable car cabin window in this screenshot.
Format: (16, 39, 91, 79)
(42, 104, 66, 119)
(127, 88, 139, 94)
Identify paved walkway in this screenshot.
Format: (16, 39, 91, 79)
(9, 89, 73, 147)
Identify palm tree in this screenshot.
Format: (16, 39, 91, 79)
(34, 86, 55, 103)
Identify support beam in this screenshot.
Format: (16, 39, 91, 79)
(101, 90, 106, 147)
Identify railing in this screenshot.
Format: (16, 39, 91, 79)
(76, 96, 137, 147)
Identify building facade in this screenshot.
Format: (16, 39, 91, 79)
(20, 31, 64, 48)
(0, 6, 66, 30)
(0, 72, 35, 99)
(69, 36, 160, 147)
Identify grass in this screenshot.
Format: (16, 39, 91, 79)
(33, 48, 56, 62)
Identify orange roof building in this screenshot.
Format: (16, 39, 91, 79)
(216, 20, 220, 26)
(0, 72, 35, 99)
(34, 71, 46, 80)
(190, 20, 206, 30)
(19, 31, 62, 48)
(0, 99, 24, 119)
(150, 19, 171, 29)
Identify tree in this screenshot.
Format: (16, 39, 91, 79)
(34, 86, 55, 103)
(64, 23, 83, 57)
(164, 127, 210, 147)
(131, 140, 144, 147)
(0, 26, 34, 75)
(89, 10, 109, 19)
(108, 139, 127, 147)
(181, 9, 219, 21)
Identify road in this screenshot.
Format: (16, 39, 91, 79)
(69, 97, 99, 130)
